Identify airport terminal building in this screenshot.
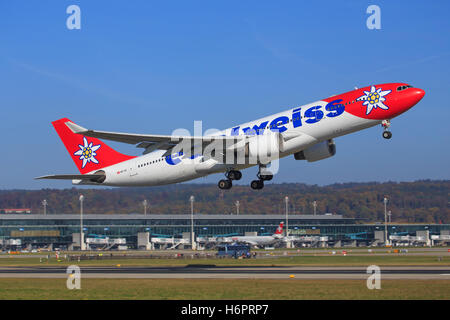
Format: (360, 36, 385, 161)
(0, 213, 449, 250)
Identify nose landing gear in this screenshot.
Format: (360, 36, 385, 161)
(382, 120, 392, 139)
(382, 131, 392, 139)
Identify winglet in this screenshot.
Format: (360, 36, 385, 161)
(65, 121, 88, 134)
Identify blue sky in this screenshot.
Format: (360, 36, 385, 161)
(0, 0, 449, 189)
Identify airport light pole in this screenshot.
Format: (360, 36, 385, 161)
(285, 196, 291, 248)
(388, 210, 392, 223)
(190, 195, 196, 250)
(143, 199, 148, 216)
(79, 195, 85, 251)
(42, 199, 47, 215)
(384, 197, 389, 246)
(313, 200, 317, 216)
(285, 196, 289, 237)
(235, 200, 240, 215)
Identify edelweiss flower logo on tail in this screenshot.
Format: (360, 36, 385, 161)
(357, 86, 392, 115)
(74, 137, 101, 168)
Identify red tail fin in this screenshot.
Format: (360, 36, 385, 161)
(52, 118, 135, 174)
(274, 222, 284, 235)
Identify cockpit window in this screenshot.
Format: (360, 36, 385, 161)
(397, 85, 413, 91)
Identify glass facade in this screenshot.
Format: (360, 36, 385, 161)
(0, 214, 448, 247)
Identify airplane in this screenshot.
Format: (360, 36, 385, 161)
(36, 83, 425, 190)
(217, 222, 285, 247)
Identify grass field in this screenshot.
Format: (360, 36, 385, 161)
(0, 254, 448, 267)
(0, 278, 448, 300)
(1, 251, 448, 300)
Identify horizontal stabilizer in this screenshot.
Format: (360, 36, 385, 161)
(35, 174, 105, 181)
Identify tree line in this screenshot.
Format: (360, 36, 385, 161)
(0, 180, 448, 223)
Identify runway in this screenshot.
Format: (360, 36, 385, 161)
(1, 265, 449, 280)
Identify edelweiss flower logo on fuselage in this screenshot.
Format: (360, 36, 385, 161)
(356, 86, 392, 115)
(74, 137, 101, 168)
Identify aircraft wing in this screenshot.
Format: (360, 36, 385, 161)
(65, 120, 317, 157)
(65, 120, 244, 154)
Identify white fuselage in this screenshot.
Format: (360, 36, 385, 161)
(220, 235, 282, 246)
(80, 99, 379, 186)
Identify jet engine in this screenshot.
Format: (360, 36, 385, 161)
(294, 139, 336, 162)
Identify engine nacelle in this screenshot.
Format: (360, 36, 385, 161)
(246, 133, 281, 164)
(294, 139, 336, 162)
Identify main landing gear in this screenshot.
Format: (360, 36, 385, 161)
(382, 120, 392, 139)
(217, 166, 274, 190)
(250, 166, 273, 190)
(218, 170, 242, 190)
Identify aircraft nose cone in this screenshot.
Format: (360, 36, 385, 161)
(415, 88, 425, 101)
(400, 88, 425, 108)
(390, 87, 425, 117)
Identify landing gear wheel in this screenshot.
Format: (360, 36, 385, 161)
(227, 170, 242, 181)
(382, 131, 392, 139)
(250, 180, 264, 190)
(218, 179, 232, 190)
(381, 120, 392, 139)
(258, 173, 273, 181)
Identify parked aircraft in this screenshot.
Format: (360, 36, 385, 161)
(217, 222, 284, 247)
